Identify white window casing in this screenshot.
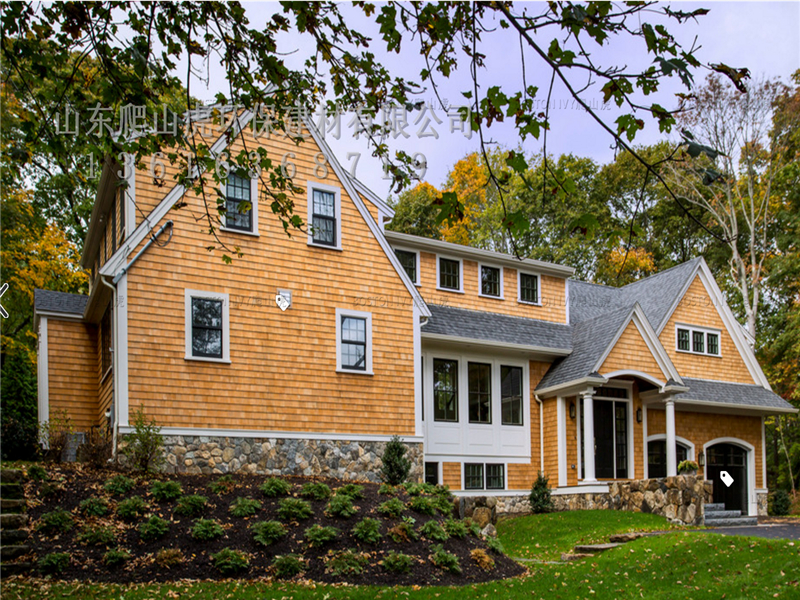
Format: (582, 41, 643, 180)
(307, 180, 343, 250)
(335, 307, 373, 375)
(184, 289, 231, 363)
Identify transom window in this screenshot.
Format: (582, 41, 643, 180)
(480, 265, 501, 297)
(468, 362, 492, 424)
(340, 316, 367, 371)
(438, 257, 460, 291)
(501, 365, 523, 425)
(225, 173, 253, 232)
(676, 326, 721, 356)
(395, 249, 418, 284)
(464, 463, 504, 490)
(519, 272, 539, 304)
(191, 297, 224, 358)
(433, 358, 458, 422)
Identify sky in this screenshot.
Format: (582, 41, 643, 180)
(185, 1, 800, 198)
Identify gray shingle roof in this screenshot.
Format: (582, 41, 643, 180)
(423, 304, 572, 351)
(34, 289, 88, 316)
(674, 378, 797, 412)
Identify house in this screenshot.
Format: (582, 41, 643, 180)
(34, 114, 796, 518)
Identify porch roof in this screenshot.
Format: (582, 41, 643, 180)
(34, 289, 89, 317)
(674, 377, 797, 413)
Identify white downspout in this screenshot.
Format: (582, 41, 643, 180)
(99, 275, 119, 459)
(534, 394, 544, 473)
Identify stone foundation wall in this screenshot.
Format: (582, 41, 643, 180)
(757, 491, 768, 516)
(139, 435, 423, 483)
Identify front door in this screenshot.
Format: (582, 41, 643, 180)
(594, 400, 615, 479)
(706, 443, 748, 513)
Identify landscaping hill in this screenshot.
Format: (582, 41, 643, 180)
(20, 465, 525, 585)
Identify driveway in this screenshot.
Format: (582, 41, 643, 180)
(701, 521, 800, 540)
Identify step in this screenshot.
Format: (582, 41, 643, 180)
(573, 543, 623, 553)
(0, 484, 24, 500)
(705, 503, 726, 511)
(0, 545, 30, 561)
(704, 516, 758, 527)
(0, 499, 26, 513)
(608, 532, 659, 543)
(704, 509, 742, 519)
(0, 514, 28, 530)
(0, 561, 33, 576)
(1, 529, 28, 544)
(560, 553, 594, 562)
(0, 470, 23, 484)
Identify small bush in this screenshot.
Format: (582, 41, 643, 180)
(39, 552, 70, 574)
(117, 496, 148, 521)
(121, 408, 164, 473)
(80, 497, 110, 517)
(230, 496, 262, 517)
(335, 483, 365, 500)
(433, 495, 455, 516)
(77, 525, 116, 546)
(351, 517, 382, 544)
(381, 550, 413, 574)
(27, 464, 48, 481)
(468, 520, 482, 538)
(433, 484, 453, 498)
(191, 518, 224, 541)
(444, 518, 468, 539)
(39, 409, 73, 463)
(403, 482, 427, 496)
(326, 494, 357, 518)
(300, 481, 332, 501)
(273, 554, 304, 579)
(325, 550, 368, 576)
(430, 544, 461, 574)
(470, 548, 495, 571)
(103, 549, 131, 568)
(485, 535, 505, 555)
(77, 426, 112, 468)
(277, 497, 313, 522)
(212, 548, 249, 575)
(380, 435, 411, 485)
(39, 480, 65, 497)
(772, 489, 792, 516)
(377, 497, 405, 519)
(260, 477, 292, 497)
(36, 509, 73, 534)
(407, 496, 436, 516)
(209, 474, 236, 495)
(419, 520, 448, 542)
(156, 548, 184, 568)
(251, 520, 287, 546)
(304, 524, 339, 547)
(150, 480, 182, 502)
(175, 494, 208, 517)
(104, 475, 135, 496)
(529, 470, 552, 514)
(378, 483, 398, 496)
(139, 515, 170, 541)
(387, 522, 418, 543)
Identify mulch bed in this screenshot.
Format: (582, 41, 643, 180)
(18, 464, 526, 586)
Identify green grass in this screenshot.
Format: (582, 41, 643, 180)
(497, 510, 685, 561)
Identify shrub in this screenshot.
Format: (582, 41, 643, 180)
(335, 483, 365, 500)
(117, 496, 148, 521)
(175, 494, 208, 517)
(380, 435, 411, 485)
(433, 484, 453, 498)
(468, 520, 482, 538)
(387, 522, 418, 543)
(36, 509, 73, 534)
(403, 482, 434, 496)
(209, 474, 236, 495)
(103, 549, 131, 568)
(273, 554, 304, 579)
(444, 518, 468, 539)
(325, 550, 368, 576)
(381, 550, 413, 574)
(39, 409, 73, 463)
(485, 535, 505, 555)
(121, 408, 164, 473)
(419, 520, 448, 542)
(772, 489, 792, 516)
(529, 471, 552, 514)
(251, 520, 287, 546)
(378, 483, 398, 496)
(150, 480, 182, 502)
(304, 524, 339, 547)
(80, 497, 110, 517)
(77, 525, 116, 546)
(156, 548, 184, 568)
(326, 494, 357, 518)
(430, 544, 461, 574)
(260, 477, 292, 497)
(0, 349, 41, 461)
(407, 496, 436, 516)
(77, 426, 112, 468)
(230, 496, 262, 517)
(377, 497, 405, 519)
(212, 548, 249, 575)
(300, 481, 332, 501)
(39, 479, 65, 497)
(139, 515, 170, 541)
(470, 548, 495, 571)
(351, 517, 382, 544)
(433, 494, 455, 516)
(191, 518, 224, 541)
(277, 497, 313, 522)
(27, 464, 48, 481)
(104, 474, 135, 496)
(39, 552, 70, 574)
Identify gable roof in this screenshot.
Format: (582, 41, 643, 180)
(34, 289, 88, 317)
(674, 378, 796, 413)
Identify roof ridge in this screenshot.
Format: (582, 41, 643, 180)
(621, 256, 702, 289)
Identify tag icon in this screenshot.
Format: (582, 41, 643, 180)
(275, 294, 290, 311)
(720, 471, 734, 488)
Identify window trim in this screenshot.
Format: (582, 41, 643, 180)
(184, 289, 231, 363)
(463, 462, 506, 490)
(478, 263, 504, 299)
(467, 361, 493, 424)
(393, 246, 420, 286)
(436, 255, 464, 293)
(674, 323, 722, 357)
(432, 357, 459, 422)
(307, 180, 343, 251)
(220, 173, 259, 236)
(335, 308, 373, 375)
(464, 463, 484, 490)
(500, 364, 524, 426)
(517, 271, 542, 306)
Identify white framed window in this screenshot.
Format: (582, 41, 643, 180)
(335, 308, 373, 375)
(464, 463, 505, 490)
(221, 173, 259, 236)
(517, 271, 541, 305)
(675, 324, 721, 357)
(307, 181, 342, 250)
(436, 255, 463, 293)
(185, 289, 230, 363)
(394, 247, 420, 285)
(478, 264, 503, 299)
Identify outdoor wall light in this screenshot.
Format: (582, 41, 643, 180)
(636, 408, 643, 423)
(569, 402, 576, 419)
(698, 451, 705, 468)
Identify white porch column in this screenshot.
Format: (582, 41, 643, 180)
(665, 399, 677, 477)
(581, 389, 596, 483)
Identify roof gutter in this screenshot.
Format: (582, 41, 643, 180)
(535, 374, 608, 398)
(421, 332, 572, 356)
(112, 221, 173, 285)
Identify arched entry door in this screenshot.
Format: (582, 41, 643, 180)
(706, 443, 748, 512)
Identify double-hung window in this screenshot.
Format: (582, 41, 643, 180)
(312, 189, 337, 246)
(433, 358, 458, 422)
(468, 362, 492, 424)
(438, 257, 461, 291)
(480, 265, 502, 298)
(518, 272, 539, 304)
(336, 309, 372, 374)
(185, 290, 230, 362)
(224, 173, 255, 233)
(395, 249, 418, 284)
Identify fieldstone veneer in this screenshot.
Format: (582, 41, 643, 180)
(156, 435, 423, 483)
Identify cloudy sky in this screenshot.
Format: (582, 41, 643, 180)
(190, 1, 800, 197)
